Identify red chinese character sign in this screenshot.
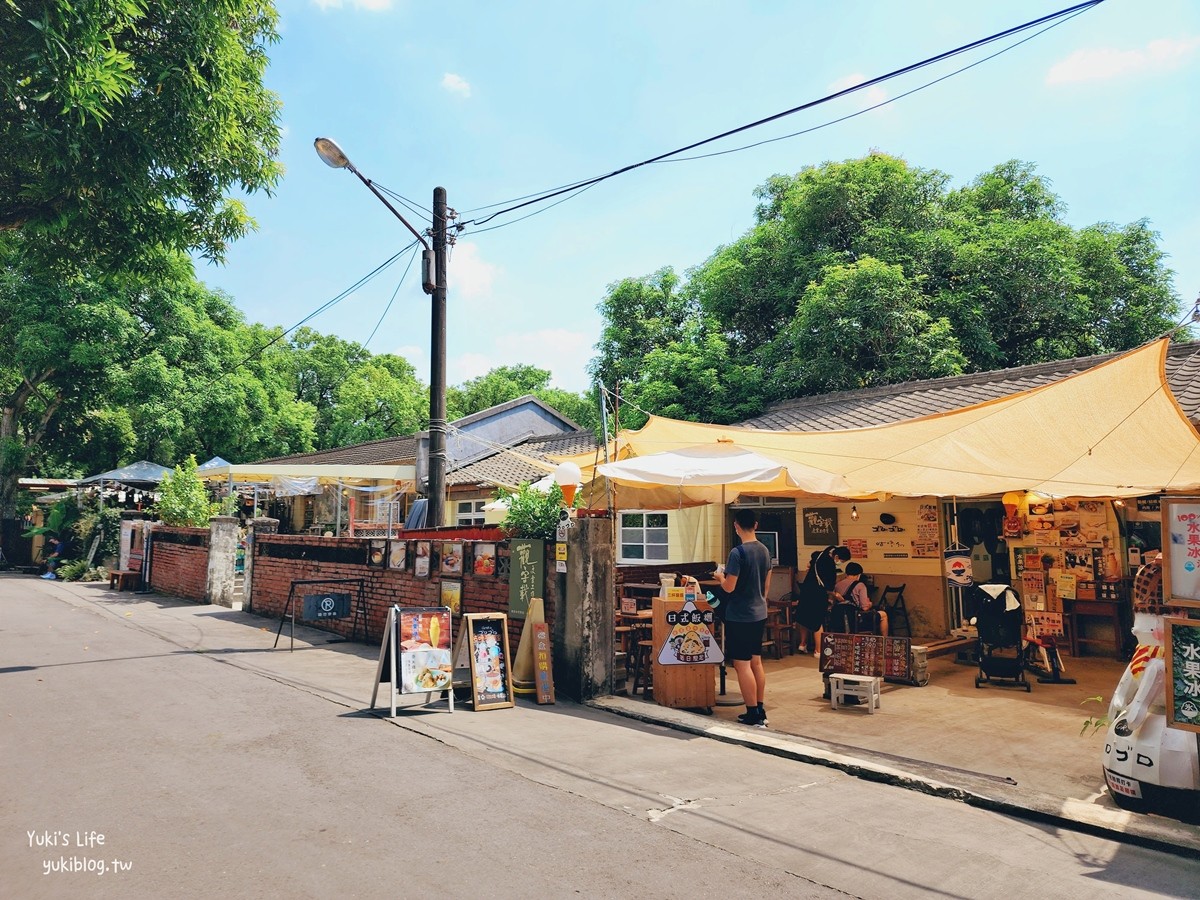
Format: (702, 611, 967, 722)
(1161, 498, 1200, 609)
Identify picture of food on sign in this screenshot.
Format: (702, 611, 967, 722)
(414, 541, 431, 577)
(473, 542, 497, 576)
(440, 542, 463, 575)
(368, 538, 386, 566)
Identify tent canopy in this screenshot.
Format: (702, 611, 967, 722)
(595, 442, 861, 507)
(79, 460, 171, 486)
(198, 462, 415, 486)
(561, 339, 1200, 500)
(197, 456, 231, 471)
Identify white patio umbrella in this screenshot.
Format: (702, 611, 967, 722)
(595, 441, 857, 506)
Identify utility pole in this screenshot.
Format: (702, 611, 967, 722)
(427, 186, 448, 527)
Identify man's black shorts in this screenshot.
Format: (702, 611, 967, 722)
(724, 618, 766, 661)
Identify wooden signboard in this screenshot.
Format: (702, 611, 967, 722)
(820, 633, 912, 682)
(532, 622, 555, 705)
(459, 613, 514, 710)
(1162, 497, 1200, 609)
(1165, 617, 1200, 733)
(508, 538, 543, 620)
(651, 588, 716, 711)
(802, 507, 839, 546)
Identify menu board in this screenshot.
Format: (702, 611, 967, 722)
(1165, 617, 1200, 733)
(802, 507, 839, 546)
(461, 613, 514, 710)
(1162, 498, 1200, 608)
(508, 538, 543, 620)
(820, 633, 912, 681)
(396, 607, 453, 695)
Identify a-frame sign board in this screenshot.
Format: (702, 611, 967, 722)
(370, 605, 455, 717)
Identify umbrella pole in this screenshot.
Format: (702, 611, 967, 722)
(715, 483, 742, 706)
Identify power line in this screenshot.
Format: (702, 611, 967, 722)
(458, 0, 1105, 231)
(362, 243, 421, 350)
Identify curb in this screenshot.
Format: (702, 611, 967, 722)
(589, 695, 1200, 859)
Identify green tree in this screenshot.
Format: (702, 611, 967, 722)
(325, 355, 428, 448)
(155, 455, 216, 526)
(0, 0, 283, 267)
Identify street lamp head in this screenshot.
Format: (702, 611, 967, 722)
(314, 137, 352, 169)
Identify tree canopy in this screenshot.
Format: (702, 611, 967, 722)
(591, 153, 1181, 426)
(0, 0, 283, 267)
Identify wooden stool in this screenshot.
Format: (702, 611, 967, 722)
(830, 674, 881, 713)
(631, 640, 655, 698)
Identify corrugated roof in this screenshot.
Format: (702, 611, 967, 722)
(739, 341, 1200, 431)
(447, 431, 600, 487)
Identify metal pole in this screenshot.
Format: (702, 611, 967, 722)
(427, 186, 448, 527)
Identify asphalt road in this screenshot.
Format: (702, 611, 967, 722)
(2, 577, 1197, 899)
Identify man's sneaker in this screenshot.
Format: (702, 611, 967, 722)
(736, 710, 766, 728)
(40, 572, 56, 579)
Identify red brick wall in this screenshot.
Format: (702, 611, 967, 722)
(149, 527, 211, 602)
(249, 535, 554, 652)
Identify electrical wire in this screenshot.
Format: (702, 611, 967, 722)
(458, 0, 1105, 231)
(202, 245, 414, 389)
(658, 8, 1089, 164)
(373, 182, 433, 218)
(362, 243, 421, 350)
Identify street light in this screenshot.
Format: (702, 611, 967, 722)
(314, 137, 450, 526)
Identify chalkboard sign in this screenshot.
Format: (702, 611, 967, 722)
(508, 538, 543, 620)
(820, 633, 912, 682)
(1165, 617, 1200, 733)
(459, 613, 514, 710)
(302, 592, 351, 620)
(802, 507, 839, 546)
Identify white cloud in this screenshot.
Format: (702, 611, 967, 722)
(827, 73, 888, 110)
(441, 73, 472, 98)
(311, 0, 392, 11)
(1046, 36, 1200, 85)
(451, 329, 595, 393)
(447, 242, 498, 301)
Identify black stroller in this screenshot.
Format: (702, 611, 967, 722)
(968, 583, 1030, 692)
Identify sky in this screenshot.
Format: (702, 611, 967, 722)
(199, 0, 1200, 395)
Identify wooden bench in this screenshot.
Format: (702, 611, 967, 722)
(108, 558, 142, 591)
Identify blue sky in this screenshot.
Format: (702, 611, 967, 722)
(200, 0, 1200, 394)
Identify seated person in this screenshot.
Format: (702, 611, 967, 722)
(833, 562, 888, 636)
(41, 536, 64, 580)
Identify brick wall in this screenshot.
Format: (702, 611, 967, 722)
(249, 535, 554, 652)
(149, 527, 211, 602)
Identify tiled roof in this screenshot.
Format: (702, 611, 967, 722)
(257, 434, 419, 465)
(447, 431, 599, 487)
(739, 341, 1200, 431)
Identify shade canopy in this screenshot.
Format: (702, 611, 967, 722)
(79, 460, 171, 487)
(562, 339, 1200, 500)
(595, 442, 857, 507)
(197, 456, 231, 471)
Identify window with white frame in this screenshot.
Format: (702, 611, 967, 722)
(619, 511, 669, 562)
(456, 499, 487, 526)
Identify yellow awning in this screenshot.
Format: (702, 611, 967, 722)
(561, 339, 1200, 500)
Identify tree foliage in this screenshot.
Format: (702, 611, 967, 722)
(0, 0, 284, 268)
(499, 481, 565, 541)
(155, 455, 216, 526)
(591, 153, 1181, 423)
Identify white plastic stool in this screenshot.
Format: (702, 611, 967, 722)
(830, 674, 881, 713)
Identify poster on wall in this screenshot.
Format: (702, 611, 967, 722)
(801, 508, 839, 546)
(414, 541, 432, 578)
(387, 539, 407, 570)
(473, 542, 497, 575)
(367, 538, 387, 567)
(1165, 618, 1200, 732)
(1020, 571, 1046, 610)
(911, 540, 939, 559)
(844, 538, 868, 559)
(944, 548, 974, 587)
(440, 541, 464, 576)
(1162, 497, 1200, 608)
(440, 580, 462, 615)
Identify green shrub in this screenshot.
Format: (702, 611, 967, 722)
(500, 482, 564, 541)
(57, 559, 90, 582)
(155, 456, 218, 526)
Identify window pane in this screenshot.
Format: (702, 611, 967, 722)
(621, 513, 644, 528)
(645, 544, 669, 560)
(646, 528, 668, 543)
(622, 545, 644, 559)
(646, 513, 668, 528)
(620, 528, 642, 544)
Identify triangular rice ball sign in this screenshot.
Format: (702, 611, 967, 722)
(658, 597, 724, 665)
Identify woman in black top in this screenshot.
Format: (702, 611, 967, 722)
(794, 545, 850, 654)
